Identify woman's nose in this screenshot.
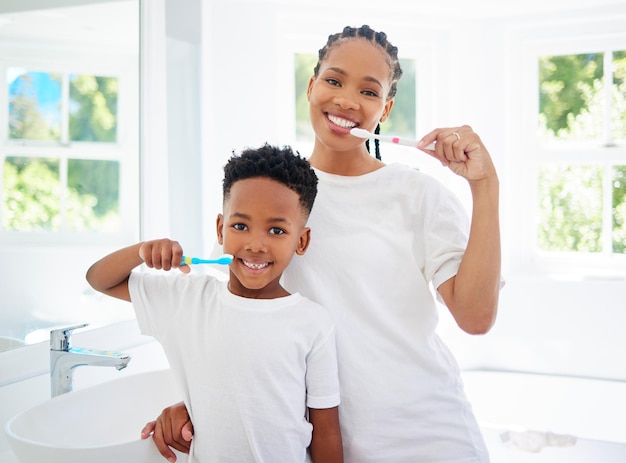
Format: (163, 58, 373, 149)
(334, 90, 360, 110)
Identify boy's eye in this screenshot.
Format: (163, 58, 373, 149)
(362, 90, 379, 97)
(269, 227, 285, 235)
(233, 223, 247, 231)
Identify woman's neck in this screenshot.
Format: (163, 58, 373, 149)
(308, 143, 385, 176)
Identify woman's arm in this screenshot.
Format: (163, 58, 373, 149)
(419, 125, 501, 334)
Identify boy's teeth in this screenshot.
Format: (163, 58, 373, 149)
(243, 260, 269, 270)
(328, 114, 356, 128)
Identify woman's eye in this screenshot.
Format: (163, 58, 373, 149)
(325, 78, 341, 87)
(233, 223, 247, 231)
(269, 227, 285, 235)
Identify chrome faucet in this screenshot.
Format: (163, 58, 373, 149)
(50, 323, 131, 397)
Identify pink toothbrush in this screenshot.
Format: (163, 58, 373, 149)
(350, 127, 435, 150)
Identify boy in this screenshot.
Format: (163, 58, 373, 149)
(86, 144, 343, 463)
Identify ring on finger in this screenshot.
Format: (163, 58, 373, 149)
(452, 132, 460, 141)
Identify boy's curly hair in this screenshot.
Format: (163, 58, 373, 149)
(222, 144, 318, 216)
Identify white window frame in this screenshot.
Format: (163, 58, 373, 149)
(0, 44, 139, 247)
(509, 20, 626, 278)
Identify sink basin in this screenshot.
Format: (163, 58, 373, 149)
(5, 368, 188, 463)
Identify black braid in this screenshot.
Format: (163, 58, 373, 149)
(314, 25, 403, 98)
(365, 124, 382, 160)
(223, 144, 318, 217)
(314, 25, 403, 161)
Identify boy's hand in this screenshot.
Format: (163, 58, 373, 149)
(139, 239, 190, 274)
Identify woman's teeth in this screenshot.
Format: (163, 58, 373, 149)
(328, 114, 356, 129)
(242, 260, 269, 270)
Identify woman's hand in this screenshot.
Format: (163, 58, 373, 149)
(141, 402, 194, 461)
(418, 125, 497, 183)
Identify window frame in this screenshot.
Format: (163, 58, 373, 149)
(0, 45, 139, 246)
(510, 24, 626, 278)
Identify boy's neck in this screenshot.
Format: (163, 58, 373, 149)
(227, 280, 291, 299)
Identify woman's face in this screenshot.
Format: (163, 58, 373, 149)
(307, 39, 395, 150)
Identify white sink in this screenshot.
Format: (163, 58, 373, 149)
(5, 369, 188, 463)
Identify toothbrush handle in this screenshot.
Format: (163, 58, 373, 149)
(376, 134, 436, 150)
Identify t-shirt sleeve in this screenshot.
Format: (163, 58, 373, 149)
(128, 271, 181, 340)
(305, 319, 340, 410)
(420, 183, 470, 292)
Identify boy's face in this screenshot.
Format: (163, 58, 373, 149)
(216, 177, 311, 299)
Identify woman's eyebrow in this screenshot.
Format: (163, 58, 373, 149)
(324, 66, 383, 88)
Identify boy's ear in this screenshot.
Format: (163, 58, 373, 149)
(216, 214, 224, 245)
(296, 227, 311, 256)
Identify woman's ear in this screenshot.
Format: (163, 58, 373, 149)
(295, 227, 311, 256)
(379, 98, 395, 123)
(306, 76, 315, 102)
(216, 214, 224, 245)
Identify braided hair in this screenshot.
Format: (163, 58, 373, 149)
(223, 143, 318, 217)
(313, 25, 403, 161)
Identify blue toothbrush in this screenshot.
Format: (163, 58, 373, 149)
(180, 254, 234, 266)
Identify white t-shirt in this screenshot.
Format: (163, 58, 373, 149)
(282, 164, 489, 462)
(129, 273, 340, 463)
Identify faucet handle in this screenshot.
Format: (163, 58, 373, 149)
(50, 323, 89, 351)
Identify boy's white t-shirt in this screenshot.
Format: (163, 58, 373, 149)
(129, 273, 340, 463)
(282, 164, 490, 462)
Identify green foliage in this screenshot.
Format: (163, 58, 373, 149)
(613, 166, 626, 253)
(539, 53, 603, 136)
(69, 75, 118, 142)
(380, 58, 416, 138)
(538, 51, 626, 254)
(9, 72, 61, 141)
(3, 71, 121, 232)
(3, 158, 61, 230)
(294, 54, 317, 141)
(2, 157, 117, 232)
(538, 164, 603, 252)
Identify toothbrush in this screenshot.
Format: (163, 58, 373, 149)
(350, 127, 435, 150)
(180, 254, 234, 266)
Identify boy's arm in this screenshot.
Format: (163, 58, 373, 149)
(86, 243, 144, 302)
(308, 406, 343, 463)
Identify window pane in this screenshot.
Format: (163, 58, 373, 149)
(69, 75, 118, 142)
(538, 164, 602, 252)
(380, 58, 416, 139)
(8, 69, 62, 141)
(538, 53, 604, 141)
(613, 165, 626, 253)
(66, 159, 120, 231)
(612, 51, 626, 141)
(294, 53, 317, 142)
(2, 156, 61, 231)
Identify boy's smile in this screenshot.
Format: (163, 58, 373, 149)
(216, 177, 311, 299)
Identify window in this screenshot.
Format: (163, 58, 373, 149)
(516, 33, 626, 276)
(1, 62, 138, 244)
(537, 51, 626, 255)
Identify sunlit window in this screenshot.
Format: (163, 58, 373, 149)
(2, 67, 131, 238)
(536, 50, 626, 258)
